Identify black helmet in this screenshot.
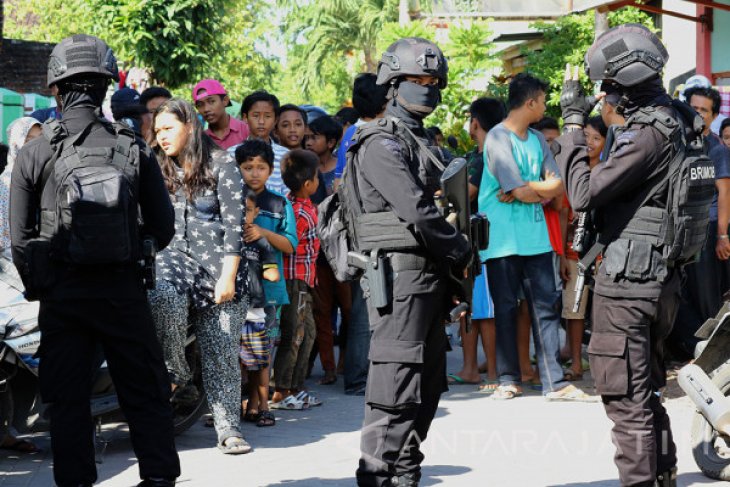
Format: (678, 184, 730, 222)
(376, 37, 448, 89)
(585, 24, 667, 87)
(47, 34, 119, 87)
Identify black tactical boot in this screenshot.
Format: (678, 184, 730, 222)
(655, 467, 677, 487)
(137, 478, 175, 487)
(389, 473, 419, 487)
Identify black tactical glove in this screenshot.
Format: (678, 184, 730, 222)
(560, 79, 597, 127)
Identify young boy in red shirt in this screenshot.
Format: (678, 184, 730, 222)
(271, 150, 321, 409)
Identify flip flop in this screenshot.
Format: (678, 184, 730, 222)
(317, 374, 337, 385)
(0, 438, 40, 453)
(447, 373, 482, 385)
(218, 436, 253, 455)
(521, 376, 542, 392)
(476, 380, 499, 394)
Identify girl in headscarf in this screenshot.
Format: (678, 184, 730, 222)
(0, 117, 42, 453)
(0, 117, 42, 251)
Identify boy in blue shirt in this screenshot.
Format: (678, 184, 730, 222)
(478, 73, 592, 402)
(235, 140, 298, 403)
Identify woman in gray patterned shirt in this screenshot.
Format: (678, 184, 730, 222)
(149, 99, 252, 454)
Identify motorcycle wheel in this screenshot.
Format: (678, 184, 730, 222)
(171, 337, 206, 436)
(691, 364, 730, 480)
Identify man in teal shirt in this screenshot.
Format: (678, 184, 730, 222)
(479, 73, 590, 401)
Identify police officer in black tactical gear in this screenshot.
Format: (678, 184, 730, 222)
(347, 38, 471, 487)
(554, 24, 714, 487)
(9, 35, 180, 487)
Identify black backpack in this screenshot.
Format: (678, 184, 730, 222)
(39, 119, 141, 265)
(317, 127, 369, 282)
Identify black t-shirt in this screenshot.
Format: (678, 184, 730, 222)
(706, 133, 730, 221)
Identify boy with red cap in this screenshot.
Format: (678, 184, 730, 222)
(192, 79, 249, 149)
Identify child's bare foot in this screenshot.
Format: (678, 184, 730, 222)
(270, 390, 288, 404)
(318, 370, 337, 385)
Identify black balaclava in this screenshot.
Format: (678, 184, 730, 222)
(612, 76, 671, 117)
(57, 76, 109, 116)
(385, 79, 441, 133)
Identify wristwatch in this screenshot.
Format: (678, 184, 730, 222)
(718, 234, 729, 240)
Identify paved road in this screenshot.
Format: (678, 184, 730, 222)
(0, 345, 726, 486)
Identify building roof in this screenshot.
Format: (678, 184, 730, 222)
(426, 0, 622, 19)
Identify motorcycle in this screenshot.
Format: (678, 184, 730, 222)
(677, 299, 730, 480)
(0, 253, 206, 457)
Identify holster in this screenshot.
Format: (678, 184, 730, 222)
(355, 251, 431, 310)
(23, 239, 57, 301)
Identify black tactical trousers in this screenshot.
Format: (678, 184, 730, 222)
(670, 224, 730, 360)
(589, 273, 681, 487)
(356, 281, 447, 487)
(38, 297, 180, 487)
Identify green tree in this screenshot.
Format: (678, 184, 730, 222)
(207, 2, 280, 102)
(90, 0, 231, 89)
(376, 20, 434, 54)
(525, 7, 655, 117)
(3, 0, 95, 42)
(277, 0, 400, 101)
(432, 20, 500, 153)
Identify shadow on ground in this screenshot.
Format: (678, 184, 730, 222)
(263, 464, 471, 487)
(549, 472, 719, 486)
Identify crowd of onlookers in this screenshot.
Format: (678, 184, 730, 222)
(0, 69, 729, 452)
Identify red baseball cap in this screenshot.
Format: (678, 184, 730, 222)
(192, 79, 231, 104)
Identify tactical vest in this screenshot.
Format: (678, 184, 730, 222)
(317, 117, 446, 281)
(607, 100, 714, 274)
(345, 117, 446, 252)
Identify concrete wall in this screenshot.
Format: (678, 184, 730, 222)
(660, 0, 697, 91)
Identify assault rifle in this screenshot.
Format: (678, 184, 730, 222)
(440, 157, 489, 331)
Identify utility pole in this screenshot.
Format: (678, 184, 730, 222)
(595, 9, 609, 40)
(400, 0, 409, 26)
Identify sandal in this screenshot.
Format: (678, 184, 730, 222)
(218, 436, 253, 455)
(295, 390, 322, 407)
(270, 394, 306, 410)
(242, 410, 260, 423)
(492, 384, 523, 400)
(0, 438, 40, 453)
(256, 410, 276, 427)
(545, 384, 599, 402)
(476, 380, 499, 394)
